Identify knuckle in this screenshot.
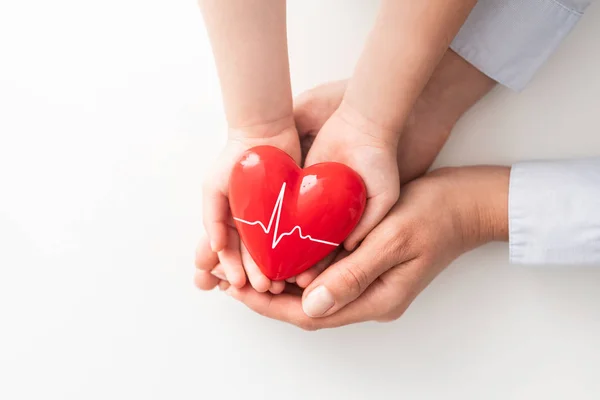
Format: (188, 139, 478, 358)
(376, 307, 404, 323)
(387, 235, 410, 262)
(378, 218, 419, 259)
(364, 222, 403, 260)
(336, 261, 370, 298)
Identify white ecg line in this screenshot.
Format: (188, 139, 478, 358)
(233, 182, 339, 249)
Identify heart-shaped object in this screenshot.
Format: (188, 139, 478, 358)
(229, 145, 367, 281)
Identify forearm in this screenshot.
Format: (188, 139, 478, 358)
(198, 0, 293, 133)
(435, 159, 600, 265)
(397, 50, 496, 182)
(342, 0, 478, 143)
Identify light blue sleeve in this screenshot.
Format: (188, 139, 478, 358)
(509, 158, 600, 264)
(451, 0, 592, 91)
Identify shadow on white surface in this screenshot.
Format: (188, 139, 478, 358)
(0, 1, 599, 399)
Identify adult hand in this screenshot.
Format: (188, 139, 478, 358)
(223, 166, 509, 329)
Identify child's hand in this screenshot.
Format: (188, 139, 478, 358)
(303, 102, 400, 251)
(195, 91, 399, 293)
(202, 120, 300, 290)
(194, 231, 287, 295)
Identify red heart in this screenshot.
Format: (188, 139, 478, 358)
(229, 145, 367, 281)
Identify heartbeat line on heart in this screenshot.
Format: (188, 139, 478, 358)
(233, 182, 339, 249)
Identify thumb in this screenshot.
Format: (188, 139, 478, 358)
(301, 241, 394, 318)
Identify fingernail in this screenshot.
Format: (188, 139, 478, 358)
(286, 276, 296, 283)
(211, 270, 227, 281)
(210, 240, 218, 252)
(302, 286, 334, 317)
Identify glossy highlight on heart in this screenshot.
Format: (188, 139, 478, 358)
(229, 146, 367, 281)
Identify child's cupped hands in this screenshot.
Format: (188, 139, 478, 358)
(200, 117, 301, 293)
(196, 81, 402, 294)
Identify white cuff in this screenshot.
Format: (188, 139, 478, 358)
(451, 0, 591, 91)
(509, 158, 600, 265)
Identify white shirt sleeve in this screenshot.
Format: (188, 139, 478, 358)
(451, 0, 593, 91)
(509, 158, 600, 264)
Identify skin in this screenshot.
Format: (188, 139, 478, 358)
(218, 165, 510, 330)
(198, 0, 479, 293)
(195, 51, 504, 325)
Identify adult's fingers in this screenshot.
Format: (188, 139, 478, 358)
(301, 232, 397, 318)
(225, 276, 390, 331)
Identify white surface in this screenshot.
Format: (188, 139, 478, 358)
(1, 1, 600, 399)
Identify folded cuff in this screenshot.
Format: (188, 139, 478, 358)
(451, 0, 589, 91)
(509, 158, 600, 265)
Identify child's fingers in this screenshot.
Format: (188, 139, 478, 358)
(211, 265, 227, 281)
(202, 184, 229, 252)
(218, 280, 231, 292)
(269, 281, 286, 294)
(241, 243, 271, 293)
(195, 234, 219, 271)
(295, 248, 343, 288)
(217, 227, 246, 288)
(194, 269, 220, 291)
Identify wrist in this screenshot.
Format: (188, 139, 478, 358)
(335, 100, 400, 147)
(417, 50, 497, 128)
(476, 167, 510, 243)
(458, 166, 510, 248)
(228, 114, 296, 141)
(435, 166, 509, 251)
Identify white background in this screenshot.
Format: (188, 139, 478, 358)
(1, 1, 600, 399)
